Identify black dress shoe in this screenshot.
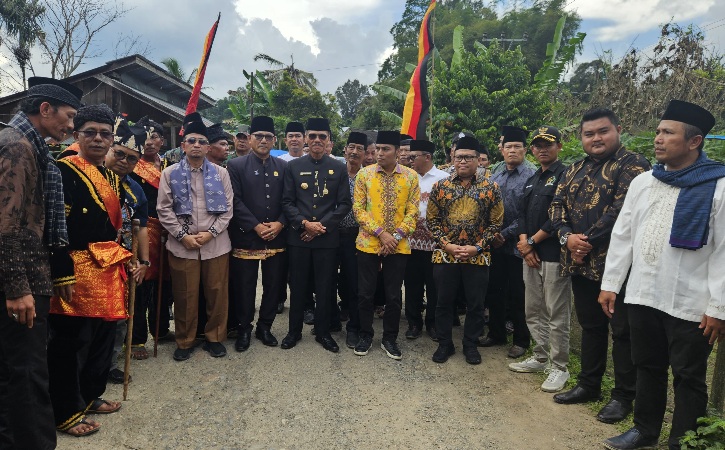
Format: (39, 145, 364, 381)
(235, 330, 251, 352)
(597, 399, 633, 424)
(432, 344, 455, 363)
(107, 368, 129, 384)
(173, 347, 193, 361)
(603, 428, 658, 450)
(276, 302, 284, 314)
(255, 328, 278, 347)
(329, 323, 343, 333)
(405, 325, 422, 339)
(463, 347, 482, 365)
(427, 326, 439, 342)
(303, 310, 315, 325)
(315, 334, 339, 353)
(280, 333, 301, 349)
(477, 336, 506, 347)
(346, 330, 359, 349)
(553, 385, 602, 404)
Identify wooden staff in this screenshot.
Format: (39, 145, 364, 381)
(123, 219, 141, 401)
(153, 230, 168, 357)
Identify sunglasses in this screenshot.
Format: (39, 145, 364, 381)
(252, 133, 275, 141)
(308, 133, 329, 141)
(183, 137, 209, 145)
(78, 129, 114, 140)
(113, 150, 139, 164)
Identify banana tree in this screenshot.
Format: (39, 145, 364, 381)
(228, 70, 273, 124)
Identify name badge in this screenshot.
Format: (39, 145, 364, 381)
(300, 171, 312, 176)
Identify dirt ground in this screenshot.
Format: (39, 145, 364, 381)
(57, 292, 616, 450)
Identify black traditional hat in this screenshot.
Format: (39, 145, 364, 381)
(27, 77, 83, 109)
(250, 116, 275, 134)
(113, 115, 148, 153)
(347, 131, 368, 147)
(285, 121, 305, 134)
(137, 116, 164, 135)
(661, 100, 716, 136)
(451, 131, 474, 145)
(501, 126, 529, 145)
(376, 130, 400, 146)
(530, 125, 561, 143)
(410, 139, 435, 154)
(73, 103, 114, 130)
(456, 136, 480, 153)
(183, 120, 207, 138)
(306, 117, 331, 133)
(206, 123, 228, 143)
(400, 133, 413, 142)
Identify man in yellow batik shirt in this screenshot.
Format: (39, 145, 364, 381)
(352, 130, 419, 360)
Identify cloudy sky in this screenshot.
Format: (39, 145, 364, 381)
(2, 0, 725, 100)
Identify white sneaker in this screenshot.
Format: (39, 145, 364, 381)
(541, 367, 570, 393)
(508, 356, 547, 373)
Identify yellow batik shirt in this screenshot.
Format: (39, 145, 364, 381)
(427, 173, 504, 266)
(353, 163, 420, 255)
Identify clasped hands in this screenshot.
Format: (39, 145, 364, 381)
(301, 221, 326, 242)
(181, 231, 214, 250)
(443, 243, 477, 261)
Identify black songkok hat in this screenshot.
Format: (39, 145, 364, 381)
(451, 131, 474, 145)
(285, 121, 305, 134)
(206, 123, 227, 143)
(183, 121, 207, 138)
(410, 139, 435, 154)
(306, 117, 331, 133)
(137, 116, 164, 135)
(250, 116, 275, 134)
(27, 77, 83, 110)
(74, 103, 114, 130)
(531, 126, 561, 143)
(455, 136, 480, 153)
(376, 130, 400, 146)
(347, 132, 368, 147)
(501, 126, 529, 145)
(400, 133, 413, 145)
(661, 100, 716, 136)
(113, 115, 148, 153)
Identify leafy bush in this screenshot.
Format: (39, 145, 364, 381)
(680, 416, 725, 449)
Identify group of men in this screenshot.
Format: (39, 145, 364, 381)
(0, 75, 723, 450)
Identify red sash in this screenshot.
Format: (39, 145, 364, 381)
(63, 155, 123, 231)
(134, 158, 161, 189)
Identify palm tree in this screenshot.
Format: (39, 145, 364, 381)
(253, 53, 317, 92)
(160, 57, 197, 84)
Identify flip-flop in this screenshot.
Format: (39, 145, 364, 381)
(87, 398, 122, 414)
(131, 344, 149, 360)
(58, 416, 101, 437)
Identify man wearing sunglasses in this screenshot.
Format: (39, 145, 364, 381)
(281, 118, 351, 353)
(157, 117, 234, 362)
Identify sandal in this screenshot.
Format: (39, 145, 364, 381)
(87, 398, 121, 414)
(58, 416, 100, 437)
(131, 344, 149, 360)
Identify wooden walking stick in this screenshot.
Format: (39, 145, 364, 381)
(123, 219, 141, 401)
(153, 230, 168, 357)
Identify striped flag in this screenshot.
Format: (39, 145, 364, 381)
(184, 13, 220, 116)
(401, 0, 436, 140)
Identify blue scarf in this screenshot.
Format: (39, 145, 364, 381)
(652, 151, 725, 250)
(168, 156, 228, 216)
(8, 112, 69, 247)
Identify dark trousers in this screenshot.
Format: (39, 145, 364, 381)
(628, 305, 712, 448)
(0, 294, 55, 450)
(434, 264, 489, 349)
(288, 246, 337, 337)
(404, 249, 437, 329)
(486, 253, 530, 347)
(571, 275, 635, 401)
(132, 280, 172, 345)
(358, 252, 407, 341)
(338, 230, 360, 332)
(47, 314, 115, 427)
(231, 252, 286, 332)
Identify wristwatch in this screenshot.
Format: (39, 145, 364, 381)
(392, 232, 403, 242)
(474, 245, 484, 254)
(559, 233, 571, 246)
(139, 259, 151, 267)
(526, 237, 535, 246)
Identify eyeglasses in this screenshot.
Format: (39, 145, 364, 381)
(183, 137, 209, 145)
(78, 129, 114, 141)
(252, 133, 275, 141)
(113, 150, 139, 164)
(454, 155, 477, 162)
(307, 133, 329, 141)
(408, 153, 427, 160)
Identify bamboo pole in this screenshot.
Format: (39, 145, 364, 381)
(711, 342, 725, 413)
(153, 230, 168, 358)
(123, 219, 140, 401)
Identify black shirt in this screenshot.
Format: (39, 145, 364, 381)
(518, 160, 567, 262)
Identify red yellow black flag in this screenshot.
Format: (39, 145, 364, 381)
(401, 0, 436, 140)
(184, 13, 221, 116)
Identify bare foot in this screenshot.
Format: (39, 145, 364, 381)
(90, 398, 122, 414)
(64, 417, 100, 436)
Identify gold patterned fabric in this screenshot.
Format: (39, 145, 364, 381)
(232, 248, 285, 260)
(50, 241, 132, 319)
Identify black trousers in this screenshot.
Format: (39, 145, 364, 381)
(404, 249, 437, 329)
(358, 252, 407, 341)
(47, 314, 115, 427)
(288, 246, 337, 337)
(131, 280, 172, 345)
(486, 253, 530, 347)
(434, 264, 489, 349)
(628, 305, 712, 448)
(0, 294, 55, 450)
(571, 275, 636, 401)
(337, 229, 360, 332)
(231, 252, 286, 332)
